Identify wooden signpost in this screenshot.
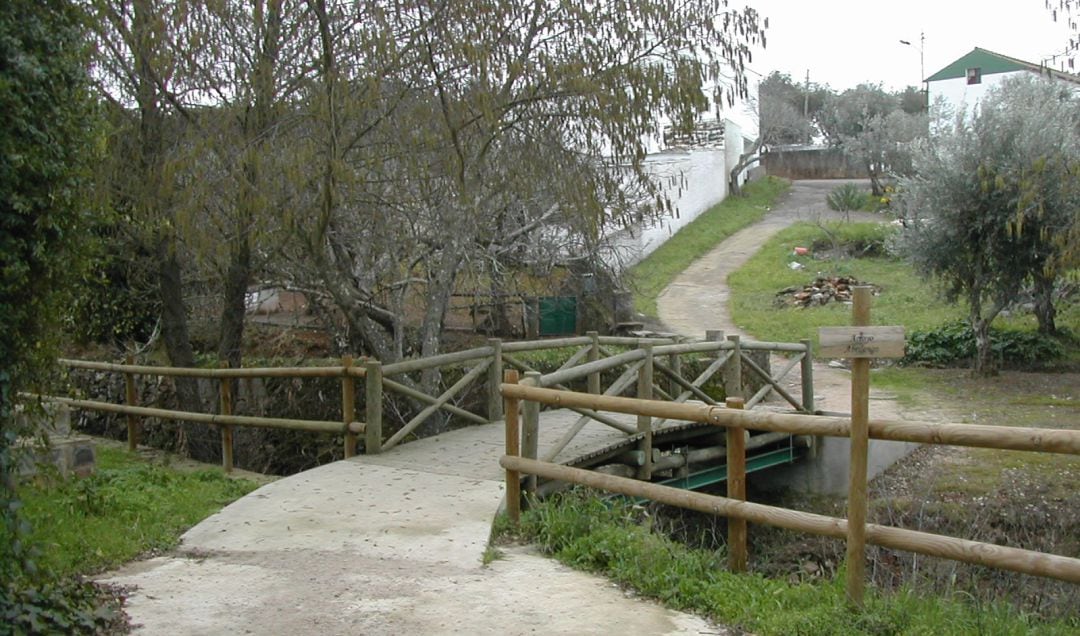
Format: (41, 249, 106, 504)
(818, 286, 905, 606)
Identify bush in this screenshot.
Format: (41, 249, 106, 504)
(902, 321, 1067, 368)
(825, 183, 867, 212)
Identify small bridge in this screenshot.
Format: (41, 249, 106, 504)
(55, 331, 818, 494)
(43, 331, 1080, 633)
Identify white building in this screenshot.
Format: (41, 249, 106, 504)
(609, 73, 761, 267)
(926, 47, 1080, 120)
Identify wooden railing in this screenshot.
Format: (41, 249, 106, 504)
(499, 380, 1080, 602)
(42, 330, 813, 472)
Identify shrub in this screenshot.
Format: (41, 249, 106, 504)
(902, 321, 1067, 368)
(825, 183, 867, 212)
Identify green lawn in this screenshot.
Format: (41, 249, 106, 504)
(727, 221, 1080, 353)
(629, 177, 791, 317)
(18, 446, 260, 577)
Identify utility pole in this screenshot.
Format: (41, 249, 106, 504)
(804, 69, 810, 143)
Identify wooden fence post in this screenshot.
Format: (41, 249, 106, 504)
(488, 339, 503, 422)
(846, 287, 872, 606)
(522, 371, 541, 495)
(725, 335, 742, 400)
(668, 337, 682, 399)
(637, 343, 654, 481)
(365, 360, 383, 454)
(504, 369, 521, 524)
(800, 338, 815, 414)
(124, 354, 140, 452)
(342, 356, 357, 458)
(587, 331, 601, 395)
(726, 397, 747, 572)
(219, 362, 234, 473)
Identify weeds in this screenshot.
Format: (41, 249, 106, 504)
(508, 489, 1076, 635)
(18, 446, 259, 577)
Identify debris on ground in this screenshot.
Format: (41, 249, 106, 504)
(776, 276, 880, 308)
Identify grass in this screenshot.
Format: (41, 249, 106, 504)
(628, 176, 791, 318)
(503, 491, 1077, 635)
(728, 222, 957, 347)
(727, 221, 1080, 354)
(18, 445, 260, 577)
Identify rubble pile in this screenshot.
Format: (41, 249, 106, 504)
(776, 276, 879, 308)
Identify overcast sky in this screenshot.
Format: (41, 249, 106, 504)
(740, 1, 1075, 91)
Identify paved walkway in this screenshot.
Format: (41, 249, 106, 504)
(99, 412, 726, 635)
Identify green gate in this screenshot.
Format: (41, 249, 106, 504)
(538, 296, 577, 336)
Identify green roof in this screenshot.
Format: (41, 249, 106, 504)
(926, 48, 1029, 82)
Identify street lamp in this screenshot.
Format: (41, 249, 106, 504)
(900, 31, 926, 109)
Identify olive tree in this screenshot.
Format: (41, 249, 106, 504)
(895, 76, 1080, 375)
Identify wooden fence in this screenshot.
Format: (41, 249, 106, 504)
(499, 378, 1080, 602)
(42, 331, 812, 472)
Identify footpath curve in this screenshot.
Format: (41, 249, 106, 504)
(657, 179, 905, 419)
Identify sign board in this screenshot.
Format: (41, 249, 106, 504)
(818, 326, 905, 359)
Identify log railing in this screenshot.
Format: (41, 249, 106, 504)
(499, 380, 1080, 599)
(44, 330, 813, 471)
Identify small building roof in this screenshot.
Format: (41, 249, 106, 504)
(926, 47, 1080, 85)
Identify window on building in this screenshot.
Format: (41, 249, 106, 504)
(966, 67, 981, 85)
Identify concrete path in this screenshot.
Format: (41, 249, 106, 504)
(99, 413, 726, 635)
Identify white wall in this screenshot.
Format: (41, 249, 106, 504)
(928, 69, 1025, 121)
(606, 147, 729, 267)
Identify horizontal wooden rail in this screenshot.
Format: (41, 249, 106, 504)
(538, 348, 646, 388)
(501, 384, 1080, 455)
(380, 346, 494, 376)
(37, 395, 362, 434)
(501, 337, 593, 352)
(60, 358, 363, 379)
(500, 456, 1080, 584)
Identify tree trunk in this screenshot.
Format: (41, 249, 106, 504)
(156, 237, 203, 411)
(218, 240, 250, 369)
(1033, 272, 1057, 335)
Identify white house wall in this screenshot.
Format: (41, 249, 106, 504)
(928, 69, 1025, 121)
(607, 146, 729, 267)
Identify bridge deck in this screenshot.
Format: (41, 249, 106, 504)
(361, 408, 704, 479)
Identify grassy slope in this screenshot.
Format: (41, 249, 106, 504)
(19, 446, 260, 577)
(628, 177, 791, 318)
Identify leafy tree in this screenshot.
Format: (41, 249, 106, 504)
(841, 109, 927, 196)
(727, 73, 817, 195)
(818, 83, 898, 146)
(895, 76, 1080, 375)
(822, 83, 927, 195)
(0, 0, 114, 629)
(897, 85, 926, 114)
(283, 0, 766, 374)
